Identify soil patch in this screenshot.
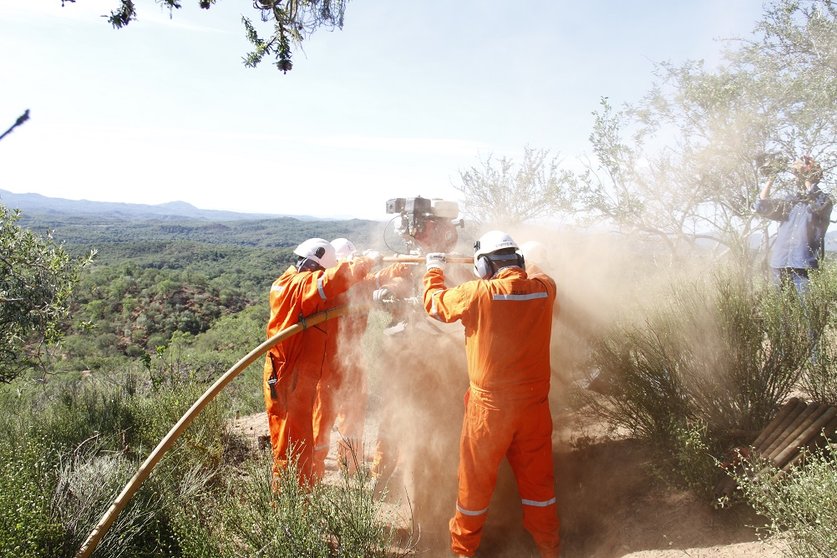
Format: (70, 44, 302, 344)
(230, 408, 788, 557)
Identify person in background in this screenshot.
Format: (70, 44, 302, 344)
(311, 238, 412, 478)
(755, 155, 833, 295)
(422, 230, 561, 558)
(263, 238, 379, 485)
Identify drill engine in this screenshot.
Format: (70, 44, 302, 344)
(386, 196, 463, 254)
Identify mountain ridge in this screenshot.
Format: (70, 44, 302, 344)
(0, 189, 323, 221)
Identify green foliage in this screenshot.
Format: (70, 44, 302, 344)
(51, 446, 161, 558)
(0, 364, 410, 558)
(0, 205, 92, 382)
(0, 366, 245, 557)
(65, 261, 250, 363)
(663, 422, 719, 495)
(158, 305, 269, 416)
(566, 0, 836, 261)
(219, 453, 413, 558)
(0, 432, 63, 557)
(84, 0, 346, 73)
(16, 212, 381, 373)
(686, 269, 809, 433)
(242, 0, 347, 72)
(801, 262, 837, 404)
(0, 206, 413, 557)
(588, 265, 811, 484)
(735, 442, 837, 558)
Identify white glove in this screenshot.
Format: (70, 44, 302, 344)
(425, 252, 446, 271)
(372, 287, 393, 303)
(363, 249, 383, 266)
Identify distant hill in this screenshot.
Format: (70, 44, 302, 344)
(0, 189, 319, 221)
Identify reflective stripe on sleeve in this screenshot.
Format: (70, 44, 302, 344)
(456, 501, 489, 517)
(521, 496, 556, 507)
(492, 292, 548, 301)
(317, 277, 327, 300)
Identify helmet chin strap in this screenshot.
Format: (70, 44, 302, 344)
(296, 257, 324, 273)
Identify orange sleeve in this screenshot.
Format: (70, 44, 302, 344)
(422, 268, 475, 323)
(297, 257, 373, 315)
(372, 262, 412, 286)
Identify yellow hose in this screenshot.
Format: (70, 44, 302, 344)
(75, 304, 351, 558)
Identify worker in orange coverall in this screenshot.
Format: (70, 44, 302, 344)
(263, 237, 381, 485)
(311, 238, 412, 477)
(422, 230, 560, 558)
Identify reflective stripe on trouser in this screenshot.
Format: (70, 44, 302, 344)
(263, 358, 320, 484)
(450, 391, 560, 557)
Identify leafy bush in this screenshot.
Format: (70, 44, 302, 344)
(0, 366, 242, 557)
(0, 205, 92, 381)
(51, 446, 160, 558)
(218, 453, 414, 558)
(0, 433, 63, 557)
(587, 266, 811, 488)
(67, 262, 250, 360)
(154, 304, 268, 417)
(801, 263, 837, 405)
(735, 442, 837, 558)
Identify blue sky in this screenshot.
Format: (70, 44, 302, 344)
(0, 1, 765, 219)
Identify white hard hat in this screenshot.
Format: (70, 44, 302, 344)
(293, 238, 337, 269)
(473, 230, 523, 279)
(330, 238, 357, 261)
(474, 230, 519, 260)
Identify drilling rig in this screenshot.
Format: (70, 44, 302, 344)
(376, 195, 471, 325)
(385, 196, 465, 255)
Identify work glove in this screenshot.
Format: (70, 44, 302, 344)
(363, 250, 383, 267)
(425, 252, 446, 271)
(372, 287, 394, 304)
(387, 262, 412, 279)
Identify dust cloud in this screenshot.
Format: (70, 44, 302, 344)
(330, 223, 724, 556)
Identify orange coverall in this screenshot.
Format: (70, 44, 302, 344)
(312, 264, 412, 478)
(263, 257, 373, 484)
(423, 265, 560, 558)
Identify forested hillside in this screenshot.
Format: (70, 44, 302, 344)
(16, 211, 386, 372)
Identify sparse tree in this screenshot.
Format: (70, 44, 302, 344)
(0, 205, 92, 382)
(454, 146, 572, 226)
(60, 0, 347, 73)
(572, 0, 836, 263)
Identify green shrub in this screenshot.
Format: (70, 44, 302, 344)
(51, 445, 161, 558)
(0, 367, 243, 558)
(0, 434, 63, 558)
(801, 263, 837, 405)
(30, 374, 140, 455)
(735, 441, 837, 558)
(0, 205, 92, 382)
(153, 304, 268, 417)
(686, 269, 808, 434)
(660, 422, 719, 495)
(218, 452, 414, 558)
(587, 266, 811, 488)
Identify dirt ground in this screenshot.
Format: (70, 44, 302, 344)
(231, 405, 790, 558)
